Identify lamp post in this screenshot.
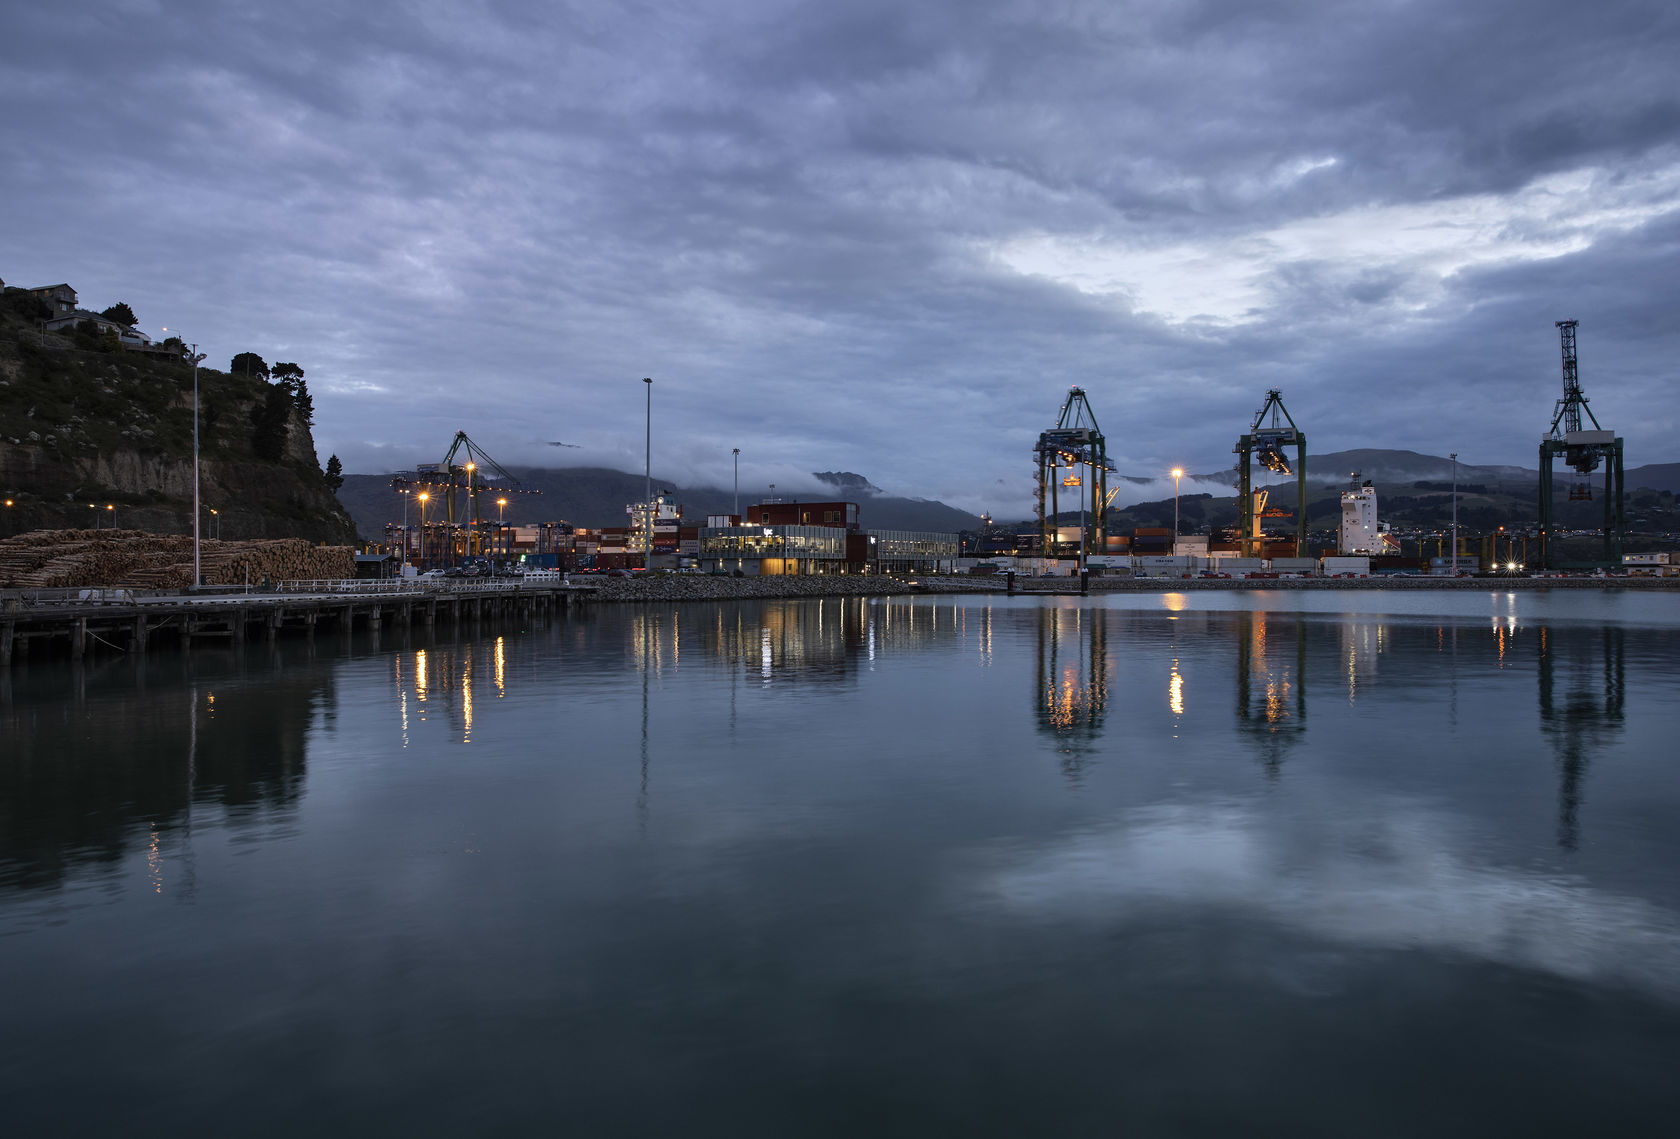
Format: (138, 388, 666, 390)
(107, 504, 115, 530)
(417, 492, 430, 569)
(164, 330, 204, 586)
(1450, 452, 1459, 575)
(497, 497, 508, 563)
(643, 377, 653, 568)
(399, 488, 409, 571)
(209, 507, 219, 540)
(1171, 467, 1184, 557)
(732, 447, 740, 518)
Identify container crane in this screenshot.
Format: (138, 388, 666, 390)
(1538, 320, 1624, 568)
(1034, 388, 1113, 564)
(1234, 390, 1307, 558)
(391, 431, 539, 564)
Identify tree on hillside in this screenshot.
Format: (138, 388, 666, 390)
(251, 384, 293, 461)
(231, 352, 269, 379)
(99, 302, 137, 327)
(272, 363, 312, 424)
(325, 454, 344, 491)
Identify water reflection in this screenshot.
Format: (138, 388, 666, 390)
(0, 655, 328, 893)
(1235, 610, 1306, 775)
(1539, 625, 1626, 851)
(1034, 605, 1111, 781)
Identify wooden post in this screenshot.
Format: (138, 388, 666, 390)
(133, 615, 148, 652)
(0, 622, 12, 668)
(71, 617, 87, 659)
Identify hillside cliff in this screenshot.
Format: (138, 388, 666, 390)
(0, 289, 355, 543)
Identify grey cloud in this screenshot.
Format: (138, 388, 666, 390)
(3, 0, 1677, 517)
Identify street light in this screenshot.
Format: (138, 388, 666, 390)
(497, 497, 508, 562)
(399, 488, 409, 571)
(209, 507, 219, 540)
(732, 447, 740, 518)
(417, 491, 430, 569)
(643, 377, 653, 567)
(107, 504, 115, 530)
(1170, 468, 1184, 556)
(1450, 452, 1459, 575)
(164, 329, 204, 587)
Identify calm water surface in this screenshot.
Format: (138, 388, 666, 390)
(4, 590, 1679, 1135)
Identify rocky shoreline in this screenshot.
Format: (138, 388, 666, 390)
(581, 573, 1680, 603)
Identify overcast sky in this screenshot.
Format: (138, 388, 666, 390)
(4, 0, 1676, 514)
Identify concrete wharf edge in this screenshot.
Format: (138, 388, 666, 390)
(0, 582, 596, 668)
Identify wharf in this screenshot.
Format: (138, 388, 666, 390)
(0, 578, 600, 668)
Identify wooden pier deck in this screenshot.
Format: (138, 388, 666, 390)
(0, 578, 600, 668)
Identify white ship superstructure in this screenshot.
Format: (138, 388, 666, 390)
(1340, 478, 1398, 555)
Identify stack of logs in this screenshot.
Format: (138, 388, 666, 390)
(0, 529, 355, 589)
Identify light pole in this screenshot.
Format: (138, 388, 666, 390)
(107, 504, 115, 530)
(732, 447, 740, 519)
(417, 492, 429, 569)
(399, 488, 409, 571)
(1450, 452, 1459, 575)
(497, 497, 508, 563)
(643, 377, 653, 568)
(1171, 468, 1184, 557)
(185, 337, 204, 586)
(209, 508, 219, 540)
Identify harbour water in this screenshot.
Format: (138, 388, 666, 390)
(4, 590, 1679, 1134)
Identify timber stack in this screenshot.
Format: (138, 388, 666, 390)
(0, 529, 354, 589)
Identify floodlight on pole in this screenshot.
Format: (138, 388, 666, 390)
(1171, 468, 1184, 556)
(1450, 453, 1459, 575)
(165, 329, 204, 589)
(643, 378, 653, 564)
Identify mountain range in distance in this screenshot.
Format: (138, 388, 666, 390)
(335, 450, 1680, 541)
(334, 466, 983, 540)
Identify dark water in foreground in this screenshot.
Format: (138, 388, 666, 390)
(4, 590, 1680, 1135)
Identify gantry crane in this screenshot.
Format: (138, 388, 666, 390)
(1234, 390, 1307, 558)
(391, 431, 539, 563)
(1538, 320, 1624, 569)
(1034, 388, 1112, 562)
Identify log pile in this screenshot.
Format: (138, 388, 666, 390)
(0, 529, 355, 589)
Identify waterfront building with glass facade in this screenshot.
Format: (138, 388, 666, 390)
(698, 524, 958, 575)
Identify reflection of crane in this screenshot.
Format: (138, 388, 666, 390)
(1034, 388, 1113, 562)
(1234, 610, 1306, 776)
(1033, 606, 1110, 784)
(1234, 390, 1307, 558)
(1538, 321, 1624, 568)
(1538, 623, 1624, 850)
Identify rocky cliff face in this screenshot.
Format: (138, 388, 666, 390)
(0, 291, 356, 543)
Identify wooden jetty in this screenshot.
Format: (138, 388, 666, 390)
(0, 578, 599, 668)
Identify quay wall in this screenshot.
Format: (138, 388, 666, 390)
(584, 573, 1680, 603)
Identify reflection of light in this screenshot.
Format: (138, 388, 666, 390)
(400, 687, 409, 748)
(761, 626, 773, 680)
(1169, 658, 1185, 716)
(494, 636, 505, 693)
(1163, 593, 1186, 613)
(416, 650, 429, 700)
(147, 825, 163, 895)
(462, 659, 473, 743)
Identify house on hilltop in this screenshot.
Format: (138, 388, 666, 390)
(43, 309, 153, 349)
(25, 283, 79, 316)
